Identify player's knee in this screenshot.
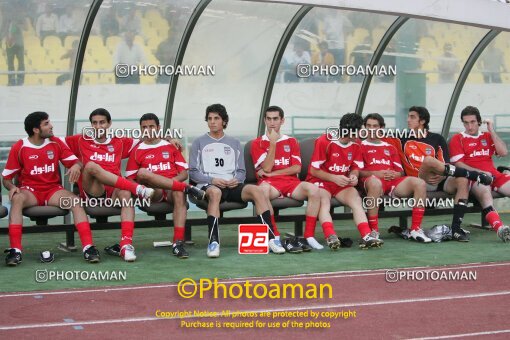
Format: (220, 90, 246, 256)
(83, 161, 100, 176)
(136, 168, 150, 181)
(11, 193, 26, 205)
(116, 190, 132, 200)
(172, 191, 185, 205)
(258, 184, 271, 197)
(207, 187, 222, 201)
(306, 185, 320, 201)
(422, 156, 436, 168)
(366, 177, 382, 191)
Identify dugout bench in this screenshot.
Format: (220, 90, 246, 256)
(0, 139, 505, 247)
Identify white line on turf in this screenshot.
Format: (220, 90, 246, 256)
(407, 329, 510, 339)
(1, 290, 509, 331)
(0, 261, 508, 299)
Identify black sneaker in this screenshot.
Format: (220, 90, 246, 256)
(4, 249, 22, 267)
(296, 237, 312, 252)
(282, 238, 303, 253)
(84, 246, 101, 263)
(186, 186, 206, 200)
(452, 229, 470, 242)
(104, 243, 121, 256)
(172, 241, 189, 259)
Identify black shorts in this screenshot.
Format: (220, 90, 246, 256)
(200, 184, 246, 203)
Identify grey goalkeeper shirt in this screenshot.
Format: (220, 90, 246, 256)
(189, 133, 246, 188)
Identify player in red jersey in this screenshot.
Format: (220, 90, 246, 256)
(62, 108, 155, 262)
(385, 106, 494, 242)
(125, 113, 206, 258)
(307, 113, 381, 249)
(359, 113, 430, 243)
(449, 106, 510, 242)
(251, 106, 322, 250)
(2, 112, 100, 266)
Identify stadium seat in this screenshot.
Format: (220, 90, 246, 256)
(0, 188, 8, 219)
(244, 140, 304, 213)
(71, 184, 121, 223)
(188, 194, 248, 213)
(139, 201, 189, 221)
(23, 206, 69, 225)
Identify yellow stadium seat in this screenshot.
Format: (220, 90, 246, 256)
(43, 36, 62, 50)
(64, 35, 80, 50)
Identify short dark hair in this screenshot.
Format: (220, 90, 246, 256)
(139, 113, 160, 126)
(265, 105, 284, 119)
(89, 108, 111, 123)
(461, 106, 482, 124)
(409, 106, 430, 130)
(363, 113, 385, 128)
(339, 113, 363, 132)
(24, 111, 49, 137)
(205, 104, 229, 129)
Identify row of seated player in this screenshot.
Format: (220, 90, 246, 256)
(2, 104, 509, 267)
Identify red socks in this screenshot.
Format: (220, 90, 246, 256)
(171, 181, 186, 192)
(411, 207, 425, 231)
(76, 221, 93, 248)
(120, 221, 135, 248)
(8, 224, 22, 250)
(304, 216, 317, 238)
(486, 211, 503, 232)
(174, 226, 185, 242)
(368, 215, 379, 232)
(114, 177, 139, 195)
(357, 222, 371, 238)
(321, 221, 335, 238)
(271, 215, 280, 237)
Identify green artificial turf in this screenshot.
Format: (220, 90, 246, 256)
(1, 211, 510, 292)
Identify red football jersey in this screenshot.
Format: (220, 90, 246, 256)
(63, 135, 138, 176)
(250, 134, 301, 181)
(125, 140, 188, 180)
(449, 131, 498, 175)
(306, 134, 364, 182)
(2, 137, 78, 190)
(360, 140, 403, 172)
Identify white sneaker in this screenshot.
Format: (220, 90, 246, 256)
(410, 228, 432, 243)
(497, 225, 510, 242)
(136, 185, 155, 200)
(121, 244, 137, 262)
(207, 241, 220, 258)
(306, 237, 324, 250)
(268, 239, 285, 254)
(370, 230, 384, 245)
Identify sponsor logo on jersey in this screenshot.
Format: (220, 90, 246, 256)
(145, 154, 155, 159)
(328, 163, 350, 173)
(347, 152, 352, 160)
(384, 149, 390, 156)
(148, 162, 172, 172)
(47, 150, 54, 160)
(29, 155, 38, 160)
(469, 149, 490, 157)
(162, 151, 169, 159)
(284, 145, 290, 152)
(367, 149, 376, 154)
(90, 152, 115, 162)
(30, 163, 55, 175)
(274, 157, 290, 166)
(224, 147, 231, 155)
(332, 152, 340, 157)
(204, 148, 214, 153)
(107, 145, 115, 152)
(371, 158, 391, 166)
(409, 153, 424, 163)
(469, 142, 477, 147)
(481, 139, 487, 146)
(409, 145, 417, 150)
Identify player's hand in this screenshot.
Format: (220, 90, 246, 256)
(257, 169, 271, 178)
(484, 119, 494, 132)
(268, 128, 280, 143)
(167, 138, 183, 151)
(211, 178, 228, 188)
(334, 175, 351, 187)
(8, 187, 20, 200)
(348, 175, 358, 186)
(226, 179, 239, 188)
(66, 164, 81, 183)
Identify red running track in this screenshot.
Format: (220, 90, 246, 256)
(1, 262, 510, 339)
